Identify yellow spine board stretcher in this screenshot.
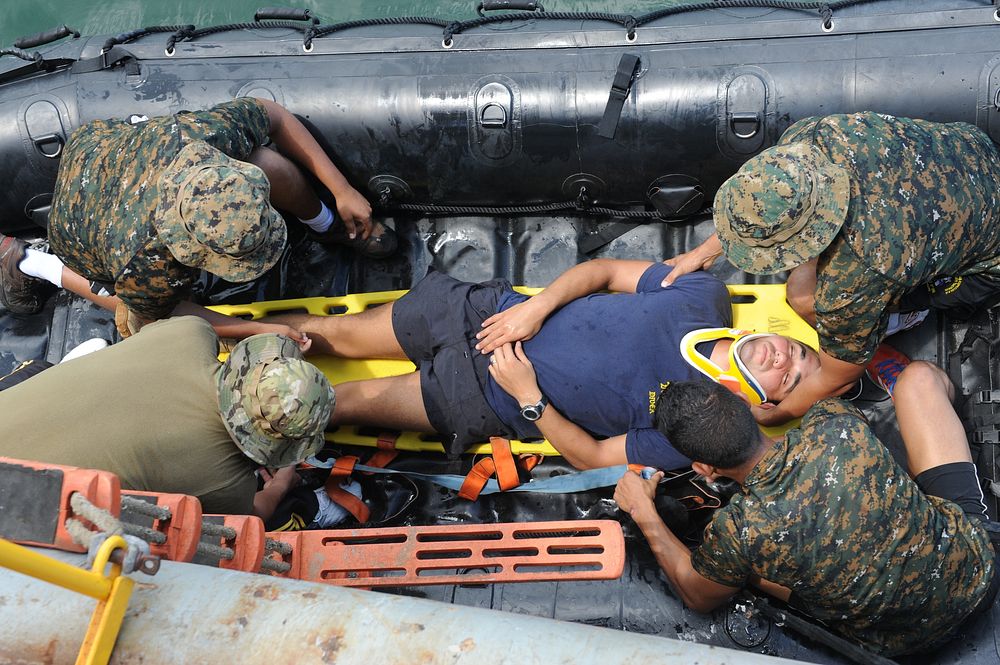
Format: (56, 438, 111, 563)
(210, 284, 817, 455)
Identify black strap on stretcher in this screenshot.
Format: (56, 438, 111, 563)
(597, 53, 641, 139)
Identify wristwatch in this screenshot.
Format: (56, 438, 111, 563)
(520, 395, 549, 421)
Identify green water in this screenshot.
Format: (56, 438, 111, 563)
(1, 1, 688, 50)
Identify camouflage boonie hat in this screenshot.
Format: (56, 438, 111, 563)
(154, 141, 286, 282)
(714, 143, 851, 274)
(217, 333, 335, 467)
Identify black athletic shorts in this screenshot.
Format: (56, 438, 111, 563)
(898, 273, 1000, 320)
(391, 270, 517, 457)
(915, 461, 989, 521)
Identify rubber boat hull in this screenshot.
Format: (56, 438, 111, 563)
(0, 1, 999, 233)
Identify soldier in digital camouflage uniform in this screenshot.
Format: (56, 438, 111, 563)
(661, 112, 1000, 426)
(614, 372, 998, 657)
(0, 316, 334, 517)
(0, 97, 396, 337)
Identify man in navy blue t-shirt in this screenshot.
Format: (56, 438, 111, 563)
(268, 259, 819, 469)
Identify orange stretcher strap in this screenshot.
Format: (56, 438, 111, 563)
(365, 433, 400, 470)
(325, 483, 370, 525)
(264, 519, 626, 587)
(458, 437, 541, 501)
(457, 457, 497, 501)
(376, 432, 399, 451)
(323, 456, 370, 524)
(364, 450, 398, 470)
(329, 455, 359, 479)
(520, 453, 543, 473)
(491, 437, 520, 491)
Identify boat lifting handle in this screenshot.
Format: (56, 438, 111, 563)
(254, 7, 320, 23)
(477, 1, 544, 16)
(14, 25, 80, 49)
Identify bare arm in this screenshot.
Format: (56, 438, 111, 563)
(753, 349, 864, 426)
(476, 258, 655, 354)
(785, 259, 818, 326)
(488, 341, 627, 469)
(56, 262, 311, 346)
(252, 467, 300, 521)
(535, 412, 628, 470)
(60, 267, 118, 310)
(258, 98, 372, 238)
(172, 301, 312, 350)
(660, 233, 723, 287)
(615, 471, 739, 612)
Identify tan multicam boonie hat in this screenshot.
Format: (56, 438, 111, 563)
(714, 143, 851, 274)
(217, 333, 335, 467)
(154, 141, 286, 282)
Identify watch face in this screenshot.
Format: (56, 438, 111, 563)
(522, 405, 542, 421)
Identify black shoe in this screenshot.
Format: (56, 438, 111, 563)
(0, 234, 49, 315)
(307, 219, 398, 259)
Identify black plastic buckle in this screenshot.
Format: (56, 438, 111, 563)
(973, 428, 1000, 445)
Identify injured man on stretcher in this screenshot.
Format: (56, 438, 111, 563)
(268, 259, 821, 470)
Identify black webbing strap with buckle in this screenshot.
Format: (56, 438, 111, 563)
(0, 46, 139, 86)
(597, 52, 640, 140)
(70, 46, 139, 76)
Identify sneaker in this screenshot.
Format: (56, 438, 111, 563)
(307, 219, 398, 259)
(884, 309, 929, 337)
(865, 344, 911, 398)
(0, 234, 49, 315)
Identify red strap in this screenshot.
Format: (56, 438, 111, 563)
(365, 450, 398, 471)
(365, 433, 399, 471)
(324, 456, 369, 523)
(457, 437, 531, 501)
(490, 437, 520, 491)
(330, 455, 358, 479)
(325, 481, 370, 524)
(458, 457, 497, 501)
(519, 454, 543, 472)
(376, 432, 399, 450)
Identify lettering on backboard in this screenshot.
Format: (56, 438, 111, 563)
(768, 316, 789, 332)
